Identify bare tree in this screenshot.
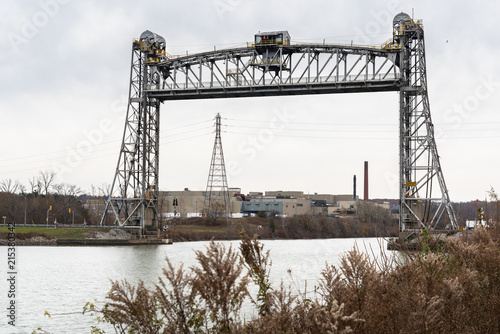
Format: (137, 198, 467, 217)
(488, 186, 499, 224)
(52, 183, 82, 224)
(18, 183, 27, 195)
(52, 183, 81, 197)
(39, 170, 56, 197)
(87, 184, 108, 225)
(87, 183, 112, 226)
(202, 200, 227, 225)
(98, 183, 111, 197)
(28, 176, 42, 195)
(0, 178, 20, 193)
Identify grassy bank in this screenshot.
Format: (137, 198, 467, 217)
(0, 213, 398, 243)
(166, 217, 266, 241)
(0, 226, 113, 240)
(166, 214, 398, 241)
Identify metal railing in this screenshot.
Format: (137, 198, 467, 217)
(248, 40, 291, 47)
(150, 39, 398, 64)
(12, 223, 141, 229)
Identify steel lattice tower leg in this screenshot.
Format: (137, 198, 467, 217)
(394, 14, 458, 233)
(100, 31, 166, 232)
(204, 113, 230, 217)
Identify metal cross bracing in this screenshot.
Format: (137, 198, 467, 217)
(393, 13, 457, 232)
(102, 13, 457, 233)
(100, 31, 164, 230)
(204, 113, 231, 217)
(147, 43, 401, 100)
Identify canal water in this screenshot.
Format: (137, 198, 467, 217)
(1, 237, 388, 333)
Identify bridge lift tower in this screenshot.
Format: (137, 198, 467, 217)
(392, 13, 457, 232)
(101, 13, 457, 233)
(100, 31, 165, 231)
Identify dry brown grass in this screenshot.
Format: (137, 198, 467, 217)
(167, 214, 398, 242)
(95, 226, 500, 333)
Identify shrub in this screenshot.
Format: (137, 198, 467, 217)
(257, 211, 267, 218)
(90, 227, 500, 333)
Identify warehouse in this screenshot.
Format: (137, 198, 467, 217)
(160, 189, 358, 217)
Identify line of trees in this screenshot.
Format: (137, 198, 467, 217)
(0, 171, 107, 226)
(453, 186, 500, 224)
(2, 171, 498, 228)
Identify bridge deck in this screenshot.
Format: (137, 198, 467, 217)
(147, 78, 400, 100)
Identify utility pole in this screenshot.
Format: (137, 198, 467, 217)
(21, 194, 27, 225)
(46, 206, 51, 227)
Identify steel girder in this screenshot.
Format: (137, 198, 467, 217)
(147, 44, 401, 100)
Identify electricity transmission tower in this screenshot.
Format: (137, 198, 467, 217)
(204, 113, 230, 217)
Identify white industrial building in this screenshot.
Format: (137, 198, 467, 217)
(160, 189, 359, 217)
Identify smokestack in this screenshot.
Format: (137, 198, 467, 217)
(353, 175, 357, 200)
(364, 161, 369, 201)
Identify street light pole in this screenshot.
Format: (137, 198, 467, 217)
(46, 205, 52, 227)
(20, 194, 27, 225)
(2, 216, 6, 227)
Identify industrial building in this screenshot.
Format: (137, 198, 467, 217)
(160, 189, 358, 218)
(160, 188, 241, 218)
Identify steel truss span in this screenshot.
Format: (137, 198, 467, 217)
(148, 44, 400, 100)
(101, 14, 457, 233)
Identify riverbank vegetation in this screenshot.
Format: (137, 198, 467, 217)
(0, 226, 115, 242)
(80, 226, 499, 333)
(0, 204, 398, 244)
(168, 209, 398, 241)
(2, 173, 498, 230)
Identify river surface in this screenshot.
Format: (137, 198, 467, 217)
(1, 238, 389, 333)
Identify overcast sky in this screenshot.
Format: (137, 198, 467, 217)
(1, 0, 499, 202)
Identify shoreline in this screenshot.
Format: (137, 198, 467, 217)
(0, 234, 390, 246)
(0, 217, 398, 246)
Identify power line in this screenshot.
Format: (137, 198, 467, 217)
(225, 130, 500, 140)
(225, 117, 395, 126)
(0, 118, 214, 165)
(226, 124, 396, 133)
(226, 117, 500, 127)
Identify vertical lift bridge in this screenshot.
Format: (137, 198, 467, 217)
(100, 13, 457, 234)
